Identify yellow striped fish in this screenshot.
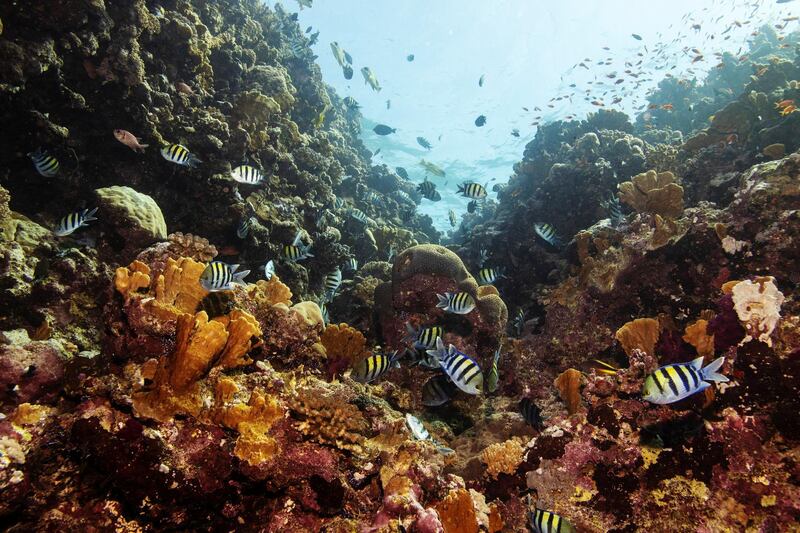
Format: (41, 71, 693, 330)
(160, 143, 201, 167)
(231, 165, 264, 184)
(457, 182, 487, 199)
(405, 323, 444, 350)
(54, 207, 98, 237)
(351, 350, 400, 383)
(436, 291, 475, 314)
(643, 356, 728, 404)
(534, 222, 561, 247)
(485, 348, 501, 393)
(529, 508, 576, 533)
(477, 267, 503, 285)
(282, 231, 313, 262)
(199, 262, 250, 292)
(28, 148, 59, 177)
(426, 338, 483, 395)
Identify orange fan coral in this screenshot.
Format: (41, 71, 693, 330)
(320, 323, 370, 379)
(615, 317, 660, 357)
(555, 368, 584, 415)
(683, 319, 715, 359)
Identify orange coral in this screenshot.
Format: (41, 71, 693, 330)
(213, 309, 262, 370)
(436, 488, 479, 533)
(320, 323, 369, 365)
(683, 319, 715, 359)
(153, 257, 208, 315)
(488, 503, 504, 533)
(169, 312, 229, 391)
(618, 170, 684, 219)
(215, 389, 283, 466)
(248, 276, 292, 307)
(555, 368, 584, 415)
(114, 260, 152, 299)
(481, 439, 525, 479)
(615, 318, 660, 356)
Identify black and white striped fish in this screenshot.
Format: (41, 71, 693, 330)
(319, 301, 329, 325)
(601, 194, 625, 226)
(422, 374, 455, 406)
(529, 508, 576, 533)
(467, 200, 482, 213)
(28, 148, 59, 177)
(393, 190, 413, 203)
(402, 346, 440, 369)
(457, 182, 487, 199)
(534, 223, 561, 247)
(161, 143, 201, 167)
(348, 207, 369, 224)
(513, 308, 526, 337)
(426, 338, 483, 395)
(231, 165, 264, 185)
(405, 323, 444, 350)
(282, 231, 313, 262)
(478, 248, 489, 266)
(351, 350, 400, 383)
(237, 217, 254, 239)
(323, 267, 342, 299)
(436, 292, 475, 314)
(477, 267, 503, 285)
(417, 180, 441, 201)
(642, 356, 728, 404)
(199, 262, 250, 292)
(485, 348, 501, 393)
(54, 208, 98, 237)
(365, 191, 382, 204)
(344, 257, 358, 273)
(520, 397, 543, 429)
(333, 196, 345, 209)
(263, 260, 275, 280)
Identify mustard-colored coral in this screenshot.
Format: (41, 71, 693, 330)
(247, 276, 293, 307)
(320, 323, 369, 364)
(215, 389, 283, 466)
(481, 438, 525, 479)
(436, 488, 480, 533)
(618, 170, 684, 219)
(615, 318, 660, 356)
(153, 257, 209, 315)
(169, 311, 229, 390)
(651, 476, 709, 507)
(213, 309, 262, 370)
(555, 368, 584, 415)
(114, 260, 151, 299)
(683, 319, 715, 359)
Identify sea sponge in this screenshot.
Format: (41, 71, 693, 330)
(731, 277, 785, 346)
(615, 318, 660, 357)
(555, 368, 584, 415)
(320, 323, 369, 379)
(213, 309, 263, 370)
(618, 170, 684, 219)
(95, 185, 168, 249)
(683, 319, 715, 358)
(481, 438, 525, 479)
(435, 488, 480, 533)
(169, 311, 229, 391)
(153, 257, 209, 317)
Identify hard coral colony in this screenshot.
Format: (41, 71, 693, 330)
(0, 0, 799, 531)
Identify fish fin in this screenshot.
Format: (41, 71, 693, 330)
(187, 155, 202, 168)
(435, 293, 450, 309)
(493, 348, 501, 364)
(229, 264, 240, 273)
(232, 269, 251, 286)
(689, 356, 705, 370)
(701, 357, 728, 383)
(291, 231, 302, 247)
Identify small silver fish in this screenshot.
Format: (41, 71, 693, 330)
(54, 207, 98, 237)
(263, 260, 275, 280)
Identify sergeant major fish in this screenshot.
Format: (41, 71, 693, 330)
(529, 507, 576, 533)
(485, 348, 501, 393)
(436, 291, 476, 314)
(427, 338, 484, 395)
(282, 231, 314, 262)
(54, 207, 98, 237)
(534, 222, 561, 247)
(28, 148, 59, 177)
(417, 180, 441, 201)
(643, 356, 728, 404)
(477, 267, 503, 285)
(457, 182, 487, 200)
(416, 136, 432, 150)
(200, 262, 250, 292)
(161, 143, 201, 167)
(351, 350, 400, 383)
(323, 267, 342, 299)
(405, 323, 444, 350)
(448, 209, 457, 228)
(422, 374, 456, 406)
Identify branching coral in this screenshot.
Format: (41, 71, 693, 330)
(618, 170, 684, 219)
(731, 277, 785, 346)
(114, 260, 151, 299)
(615, 318, 660, 356)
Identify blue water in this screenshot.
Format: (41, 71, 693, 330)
(293, 0, 788, 231)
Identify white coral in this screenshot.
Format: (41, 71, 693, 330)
(732, 277, 785, 346)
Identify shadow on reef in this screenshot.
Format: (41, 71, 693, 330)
(0, 1, 799, 532)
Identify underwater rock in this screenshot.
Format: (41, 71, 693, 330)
(95, 186, 168, 256)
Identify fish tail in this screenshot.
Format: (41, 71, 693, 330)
(138, 143, 150, 152)
(84, 207, 99, 222)
(701, 357, 728, 383)
(404, 322, 418, 343)
(187, 154, 202, 168)
(303, 244, 314, 258)
(435, 293, 450, 309)
(232, 269, 251, 286)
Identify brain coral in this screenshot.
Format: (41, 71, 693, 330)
(95, 185, 167, 249)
